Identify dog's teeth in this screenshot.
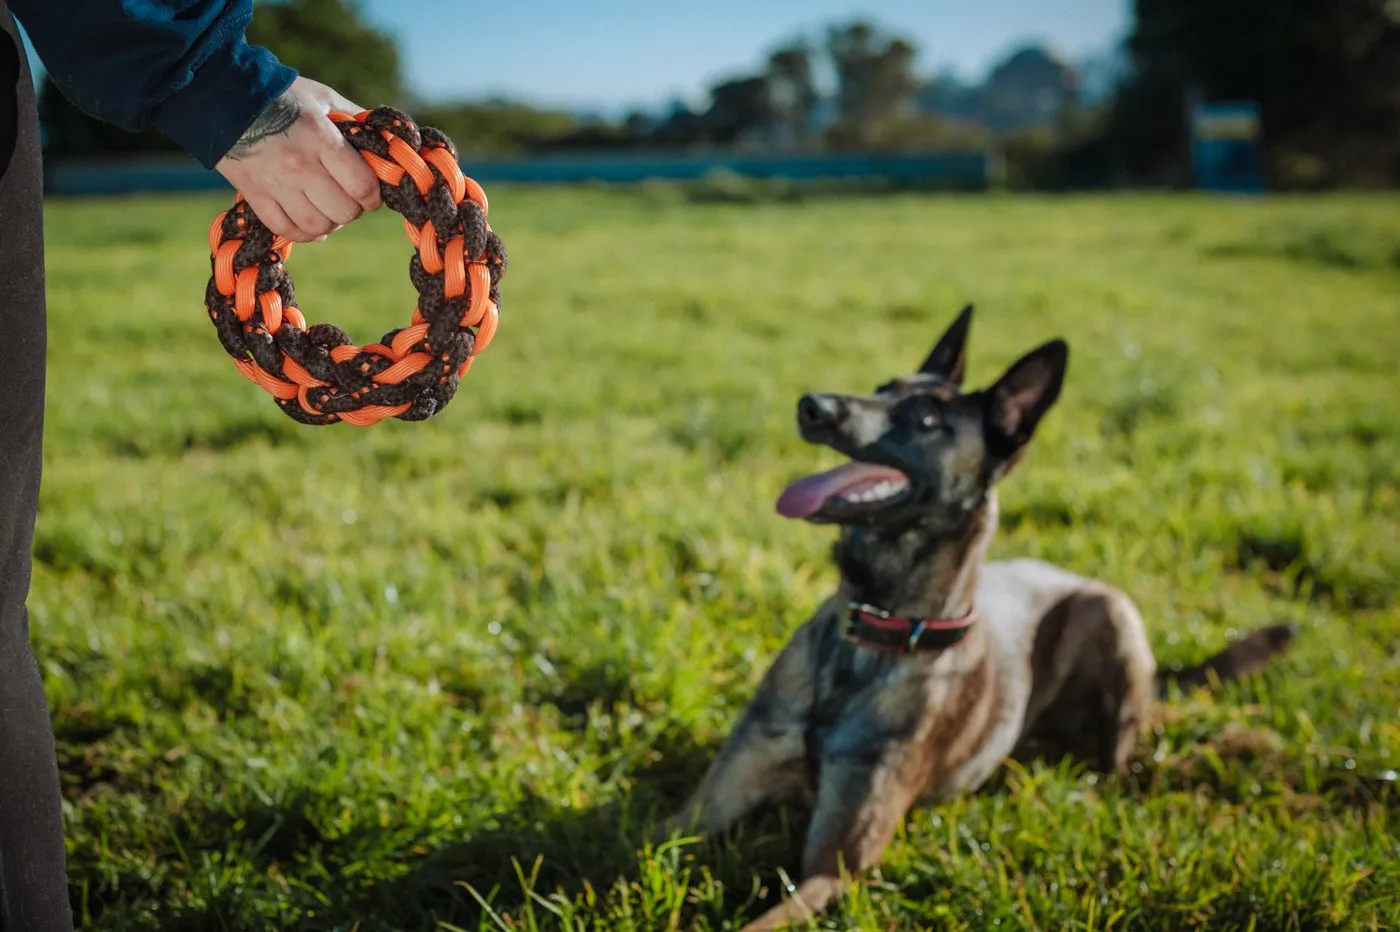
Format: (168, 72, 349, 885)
(840, 480, 906, 506)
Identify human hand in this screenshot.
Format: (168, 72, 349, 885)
(215, 77, 382, 243)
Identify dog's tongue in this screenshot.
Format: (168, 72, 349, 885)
(776, 462, 906, 519)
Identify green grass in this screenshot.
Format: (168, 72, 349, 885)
(35, 185, 1400, 931)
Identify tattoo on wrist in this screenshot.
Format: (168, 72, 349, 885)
(224, 91, 303, 160)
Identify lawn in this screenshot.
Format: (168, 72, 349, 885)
(34, 184, 1400, 930)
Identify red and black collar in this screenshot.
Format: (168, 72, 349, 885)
(838, 581, 978, 655)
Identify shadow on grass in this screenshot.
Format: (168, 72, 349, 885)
(332, 735, 1399, 931)
(66, 717, 790, 930)
(318, 727, 809, 931)
(65, 676, 1399, 930)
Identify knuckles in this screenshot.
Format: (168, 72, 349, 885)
(351, 178, 382, 206)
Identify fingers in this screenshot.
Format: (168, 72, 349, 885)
(321, 137, 382, 213)
(234, 172, 360, 243)
(306, 81, 382, 212)
(243, 193, 315, 244)
(306, 173, 365, 227)
(213, 77, 385, 243)
(283, 190, 337, 243)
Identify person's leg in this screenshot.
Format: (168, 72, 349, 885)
(0, 5, 74, 930)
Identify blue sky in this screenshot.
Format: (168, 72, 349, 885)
(358, 0, 1131, 110)
(23, 1, 1130, 112)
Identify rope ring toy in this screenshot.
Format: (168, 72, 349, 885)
(204, 107, 507, 426)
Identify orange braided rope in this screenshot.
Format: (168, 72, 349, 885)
(204, 107, 507, 426)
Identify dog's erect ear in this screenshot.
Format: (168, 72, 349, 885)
(918, 304, 973, 385)
(984, 339, 1068, 454)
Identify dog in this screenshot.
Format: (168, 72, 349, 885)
(656, 305, 1296, 930)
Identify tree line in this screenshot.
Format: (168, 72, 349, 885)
(38, 0, 1400, 188)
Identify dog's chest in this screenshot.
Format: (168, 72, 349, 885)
(803, 658, 889, 776)
(802, 621, 980, 770)
(798, 614, 1031, 797)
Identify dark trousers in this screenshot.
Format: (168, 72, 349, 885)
(0, 2, 74, 929)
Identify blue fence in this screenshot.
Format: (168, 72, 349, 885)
(43, 149, 992, 197)
(1191, 101, 1265, 194)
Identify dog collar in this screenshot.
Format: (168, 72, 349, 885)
(838, 582, 977, 654)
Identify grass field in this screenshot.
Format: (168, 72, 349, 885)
(35, 185, 1400, 931)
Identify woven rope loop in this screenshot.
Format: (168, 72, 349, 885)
(204, 107, 507, 426)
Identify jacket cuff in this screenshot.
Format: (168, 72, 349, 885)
(153, 39, 298, 169)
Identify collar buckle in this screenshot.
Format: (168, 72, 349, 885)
(906, 619, 927, 652)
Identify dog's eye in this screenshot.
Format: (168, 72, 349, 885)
(906, 399, 945, 432)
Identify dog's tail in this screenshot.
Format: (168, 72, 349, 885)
(1155, 622, 1298, 698)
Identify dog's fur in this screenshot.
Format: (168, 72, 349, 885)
(656, 306, 1295, 930)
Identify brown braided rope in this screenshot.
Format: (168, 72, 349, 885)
(205, 107, 507, 427)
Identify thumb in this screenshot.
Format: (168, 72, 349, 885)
(296, 76, 368, 120)
(327, 93, 367, 119)
(319, 85, 369, 120)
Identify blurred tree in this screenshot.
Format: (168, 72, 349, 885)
(1110, 0, 1400, 186)
(40, 0, 403, 158)
(623, 110, 653, 138)
(977, 45, 1081, 135)
(765, 42, 819, 145)
(824, 21, 920, 148)
(412, 101, 579, 156)
(862, 113, 994, 152)
(704, 75, 774, 145)
(650, 100, 707, 148)
(246, 0, 403, 107)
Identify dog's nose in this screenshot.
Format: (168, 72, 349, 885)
(797, 393, 843, 430)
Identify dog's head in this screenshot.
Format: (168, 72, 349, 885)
(775, 305, 1068, 533)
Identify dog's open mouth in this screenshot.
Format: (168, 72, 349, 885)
(776, 461, 912, 519)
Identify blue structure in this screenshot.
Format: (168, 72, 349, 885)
(1190, 101, 1265, 193)
(43, 150, 992, 197)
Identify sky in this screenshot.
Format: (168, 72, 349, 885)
(359, 0, 1131, 111)
(22, 1, 1131, 114)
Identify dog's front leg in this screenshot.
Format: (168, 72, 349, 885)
(654, 615, 833, 843)
(653, 707, 809, 844)
(739, 738, 932, 931)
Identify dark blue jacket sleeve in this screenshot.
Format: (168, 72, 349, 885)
(11, 0, 298, 168)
